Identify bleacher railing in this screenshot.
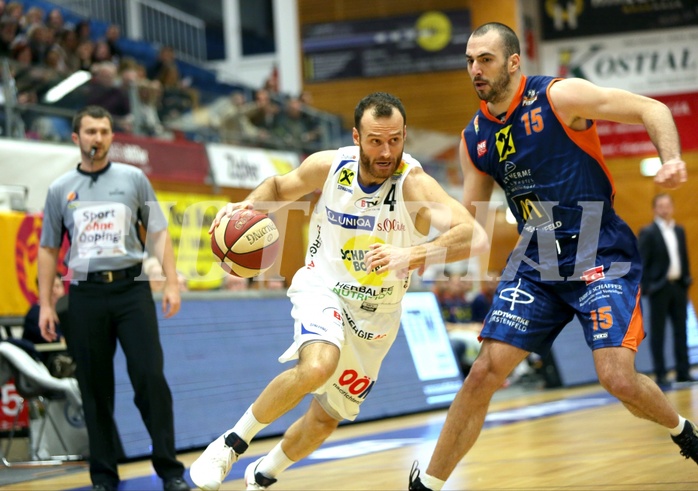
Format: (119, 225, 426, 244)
(1, 59, 25, 139)
(61, 0, 206, 62)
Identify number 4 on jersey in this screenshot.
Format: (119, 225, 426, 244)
(383, 184, 397, 212)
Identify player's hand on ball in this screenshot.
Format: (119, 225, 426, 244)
(209, 200, 254, 234)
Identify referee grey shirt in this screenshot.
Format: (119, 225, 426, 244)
(40, 162, 168, 276)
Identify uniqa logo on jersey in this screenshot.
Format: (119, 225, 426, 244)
(326, 207, 375, 231)
(340, 235, 388, 286)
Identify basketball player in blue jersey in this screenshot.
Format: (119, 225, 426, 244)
(190, 92, 489, 490)
(409, 23, 695, 491)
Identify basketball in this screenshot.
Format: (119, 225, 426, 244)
(211, 209, 281, 278)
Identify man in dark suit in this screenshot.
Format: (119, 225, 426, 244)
(638, 193, 693, 385)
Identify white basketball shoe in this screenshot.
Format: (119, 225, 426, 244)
(189, 435, 238, 491)
(244, 457, 278, 490)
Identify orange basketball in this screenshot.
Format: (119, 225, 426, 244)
(211, 209, 280, 278)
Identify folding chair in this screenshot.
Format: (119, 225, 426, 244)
(0, 341, 84, 466)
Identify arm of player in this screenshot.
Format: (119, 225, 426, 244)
(459, 137, 495, 220)
(209, 150, 335, 232)
(365, 166, 489, 274)
(38, 246, 60, 341)
(550, 78, 686, 189)
(147, 227, 181, 318)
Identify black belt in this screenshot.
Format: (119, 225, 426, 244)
(84, 264, 142, 283)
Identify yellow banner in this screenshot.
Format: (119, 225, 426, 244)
(155, 192, 228, 290)
(0, 212, 43, 317)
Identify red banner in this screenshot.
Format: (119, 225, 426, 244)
(597, 92, 698, 159)
(109, 134, 209, 183)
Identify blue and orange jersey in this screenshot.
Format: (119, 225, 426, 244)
(463, 75, 617, 241)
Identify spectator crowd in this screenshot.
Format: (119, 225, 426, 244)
(0, 1, 330, 152)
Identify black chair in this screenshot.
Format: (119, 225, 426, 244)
(0, 341, 84, 466)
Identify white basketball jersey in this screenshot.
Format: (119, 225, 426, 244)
(291, 146, 426, 313)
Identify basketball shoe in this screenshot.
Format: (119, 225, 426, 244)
(190, 432, 248, 491)
(245, 457, 278, 490)
(672, 420, 698, 464)
(408, 461, 432, 490)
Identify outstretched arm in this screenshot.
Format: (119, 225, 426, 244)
(550, 78, 686, 189)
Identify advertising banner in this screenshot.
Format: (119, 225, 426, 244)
(110, 134, 210, 184)
(113, 293, 464, 457)
(539, 0, 698, 40)
(540, 27, 698, 97)
(302, 10, 471, 82)
(207, 144, 300, 189)
(155, 191, 227, 290)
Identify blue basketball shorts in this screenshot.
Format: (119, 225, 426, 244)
(480, 265, 645, 357)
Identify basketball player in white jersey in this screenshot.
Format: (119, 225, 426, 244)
(190, 92, 489, 490)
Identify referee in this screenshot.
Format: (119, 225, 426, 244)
(38, 106, 190, 491)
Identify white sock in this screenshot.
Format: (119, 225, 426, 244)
(421, 473, 445, 491)
(227, 404, 269, 444)
(670, 416, 687, 436)
(256, 442, 296, 478)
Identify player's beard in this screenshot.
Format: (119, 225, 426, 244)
(474, 64, 511, 105)
(358, 145, 402, 184)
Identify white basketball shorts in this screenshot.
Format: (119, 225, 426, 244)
(279, 282, 402, 421)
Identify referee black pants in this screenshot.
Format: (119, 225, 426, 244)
(66, 278, 184, 487)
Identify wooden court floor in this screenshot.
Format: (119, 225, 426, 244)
(4, 382, 698, 490)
